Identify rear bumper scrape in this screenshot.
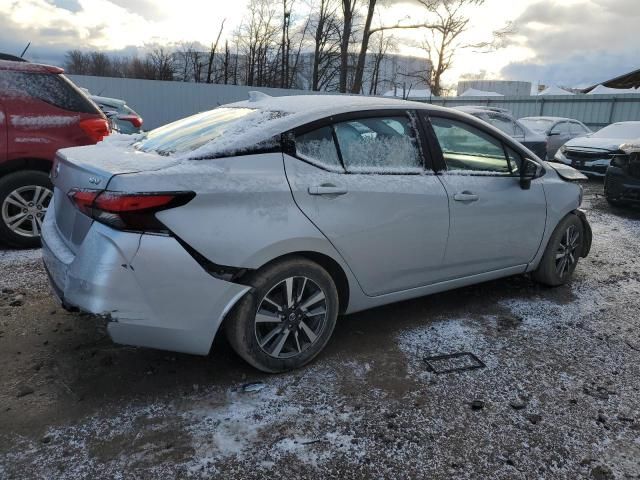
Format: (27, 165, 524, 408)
(574, 209, 592, 258)
(42, 208, 251, 355)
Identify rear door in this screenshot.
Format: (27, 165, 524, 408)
(284, 110, 450, 296)
(425, 114, 547, 279)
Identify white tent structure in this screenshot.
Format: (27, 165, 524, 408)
(538, 86, 575, 96)
(588, 84, 639, 95)
(459, 88, 503, 97)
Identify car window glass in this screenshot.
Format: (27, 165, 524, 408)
(552, 122, 571, 135)
(570, 122, 588, 135)
(334, 115, 422, 173)
(295, 126, 343, 172)
(488, 114, 516, 136)
(430, 117, 511, 174)
(505, 146, 522, 174)
(0, 71, 99, 114)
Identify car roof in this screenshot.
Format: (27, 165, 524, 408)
(0, 59, 64, 74)
(230, 92, 449, 115)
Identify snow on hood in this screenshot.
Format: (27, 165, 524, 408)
(564, 136, 626, 152)
(620, 139, 640, 154)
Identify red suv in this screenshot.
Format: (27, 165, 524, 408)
(0, 60, 109, 247)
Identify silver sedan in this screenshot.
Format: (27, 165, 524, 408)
(42, 94, 592, 372)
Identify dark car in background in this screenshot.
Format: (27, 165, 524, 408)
(0, 60, 109, 247)
(89, 94, 143, 134)
(454, 106, 547, 160)
(520, 116, 591, 160)
(605, 141, 640, 206)
(554, 122, 640, 177)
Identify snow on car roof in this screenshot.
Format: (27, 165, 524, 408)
(0, 60, 63, 74)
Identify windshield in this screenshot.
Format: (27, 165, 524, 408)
(520, 118, 554, 133)
(591, 123, 640, 139)
(137, 107, 283, 156)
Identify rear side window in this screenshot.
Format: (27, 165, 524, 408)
(334, 115, 422, 173)
(0, 71, 100, 114)
(295, 126, 342, 172)
(431, 117, 512, 174)
(570, 122, 589, 135)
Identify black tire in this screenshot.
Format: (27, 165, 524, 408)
(533, 214, 584, 287)
(0, 170, 52, 248)
(225, 257, 339, 373)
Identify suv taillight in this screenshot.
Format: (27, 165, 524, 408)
(79, 118, 110, 143)
(68, 189, 195, 232)
(119, 115, 143, 128)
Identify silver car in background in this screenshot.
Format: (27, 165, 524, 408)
(42, 94, 591, 372)
(520, 117, 591, 160)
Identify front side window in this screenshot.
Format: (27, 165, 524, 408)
(570, 122, 590, 135)
(552, 122, 571, 135)
(430, 117, 512, 174)
(334, 115, 422, 173)
(295, 126, 342, 171)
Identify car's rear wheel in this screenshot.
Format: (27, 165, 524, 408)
(533, 214, 584, 286)
(225, 257, 339, 373)
(0, 171, 53, 248)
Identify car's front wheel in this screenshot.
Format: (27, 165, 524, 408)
(0, 170, 53, 248)
(533, 214, 585, 286)
(225, 257, 339, 373)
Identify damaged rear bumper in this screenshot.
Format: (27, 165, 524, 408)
(41, 209, 250, 355)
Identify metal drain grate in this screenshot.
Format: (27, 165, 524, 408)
(423, 352, 485, 374)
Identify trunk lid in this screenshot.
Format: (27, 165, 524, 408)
(51, 142, 180, 251)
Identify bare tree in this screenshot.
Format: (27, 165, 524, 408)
(338, 0, 358, 93)
(64, 50, 89, 75)
(206, 20, 226, 84)
(417, 0, 483, 96)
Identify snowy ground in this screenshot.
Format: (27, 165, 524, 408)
(1, 180, 639, 479)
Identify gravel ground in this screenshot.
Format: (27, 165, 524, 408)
(1, 180, 639, 479)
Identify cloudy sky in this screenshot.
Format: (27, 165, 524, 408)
(0, 0, 637, 88)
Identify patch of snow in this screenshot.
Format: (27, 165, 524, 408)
(459, 88, 504, 97)
(10, 115, 79, 128)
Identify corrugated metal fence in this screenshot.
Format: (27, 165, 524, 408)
(424, 94, 640, 129)
(69, 75, 640, 130)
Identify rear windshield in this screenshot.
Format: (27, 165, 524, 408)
(0, 71, 101, 114)
(520, 118, 554, 133)
(136, 107, 285, 156)
(592, 123, 640, 139)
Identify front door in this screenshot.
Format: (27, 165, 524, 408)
(284, 112, 450, 296)
(427, 115, 547, 280)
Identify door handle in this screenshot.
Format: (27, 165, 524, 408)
(308, 184, 348, 196)
(453, 191, 479, 202)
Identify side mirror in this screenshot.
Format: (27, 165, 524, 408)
(520, 158, 542, 190)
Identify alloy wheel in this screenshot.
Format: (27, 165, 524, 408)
(1, 185, 52, 238)
(555, 225, 581, 278)
(254, 276, 328, 359)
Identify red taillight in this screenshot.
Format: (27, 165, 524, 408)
(79, 118, 110, 143)
(68, 189, 194, 232)
(119, 115, 143, 128)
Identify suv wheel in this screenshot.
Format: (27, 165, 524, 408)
(0, 171, 53, 248)
(533, 214, 584, 286)
(225, 257, 339, 373)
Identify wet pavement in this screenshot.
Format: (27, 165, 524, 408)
(1, 180, 640, 479)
